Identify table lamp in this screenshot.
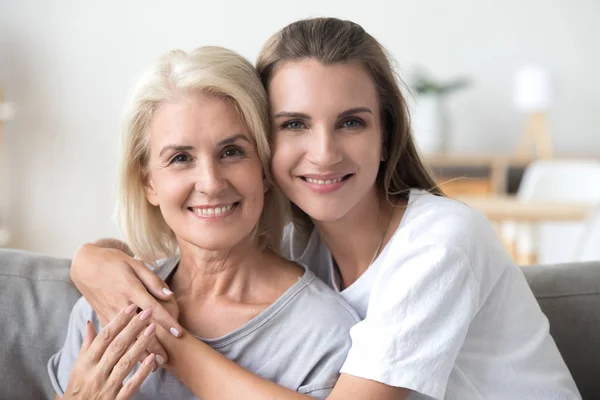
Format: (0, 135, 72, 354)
(513, 66, 554, 158)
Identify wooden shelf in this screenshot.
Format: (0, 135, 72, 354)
(425, 152, 599, 196)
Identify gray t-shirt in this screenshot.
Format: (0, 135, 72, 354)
(48, 258, 360, 399)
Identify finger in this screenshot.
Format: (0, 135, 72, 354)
(133, 348, 159, 372)
(130, 259, 173, 301)
(82, 320, 97, 351)
(131, 346, 157, 372)
(87, 304, 138, 362)
(125, 260, 182, 338)
(106, 323, 156, 392)
(142, 334, 167, 366)
(99, 308, 154, 376)
(136, 349, 151, 364)
(132, 295, 182, 339)
(117, 353, 156, 400)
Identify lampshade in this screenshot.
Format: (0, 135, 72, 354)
(0, 102, 16, 121)
(513, 66, 552, 112)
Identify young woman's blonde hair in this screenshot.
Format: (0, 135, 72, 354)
(117, 46, 285, 262)
(256, 17, 444, 233)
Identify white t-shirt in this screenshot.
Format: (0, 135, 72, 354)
(282, 189, 580, 400)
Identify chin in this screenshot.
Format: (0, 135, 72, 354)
(297, 203, 349, 224)
(182, 232, 250, 252)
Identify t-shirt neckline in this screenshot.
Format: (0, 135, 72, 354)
(327, 188, 421, 295)
(154, 257, 315, 347)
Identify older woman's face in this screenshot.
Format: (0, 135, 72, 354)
(144, 92, 265, 251)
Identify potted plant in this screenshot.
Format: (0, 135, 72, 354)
(410, 69, 469, 154)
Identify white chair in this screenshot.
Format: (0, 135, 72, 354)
(502, 159, 600, 264)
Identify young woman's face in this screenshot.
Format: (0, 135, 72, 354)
(269, 59, 383, 223)
(144, 92, 265, 251)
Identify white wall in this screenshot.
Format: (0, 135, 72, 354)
(1, 0, 599, 257)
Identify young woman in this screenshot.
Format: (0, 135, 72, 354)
(48, 46, 359, 399)
(69, 18, 580, 399)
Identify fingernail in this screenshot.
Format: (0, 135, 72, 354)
(155, 354, 165, 365)
(144, 354, 155, 366)
(139, 308, 152, 321)
(169, 327, 180, 337)
(144, 323, 156, 337)
(162, 287, 173, 295)
(125, 304, 137, 314)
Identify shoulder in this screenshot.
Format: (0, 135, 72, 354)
(281, 223, 314, 260)
(370, 191, 516, 307)
(146, 257, 179, 281)
(295, 270, 361, 327)
(403, 190, 495, 245)
(394, 190, 511, 275)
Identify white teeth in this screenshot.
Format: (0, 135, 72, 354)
(192, 204, 234, 216)
(305, 177, 344, 185)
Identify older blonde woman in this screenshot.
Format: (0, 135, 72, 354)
(48, 46, 358, 399)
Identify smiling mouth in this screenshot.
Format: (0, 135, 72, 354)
(188, 202, 239, 216)
(300, 174, 353, 185)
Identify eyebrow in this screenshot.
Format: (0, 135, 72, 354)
(158, 134, 251, 157)
(273, 107, 373, 120)
(217, 133, 252, 147)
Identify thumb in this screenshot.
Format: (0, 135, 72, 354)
(131, 259, 174, 301)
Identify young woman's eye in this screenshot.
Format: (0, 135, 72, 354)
(222, 146, 245, 159)
(341, 118, 364, 129)
(281, 120, 306, 130)
(170, 153, 192, 164)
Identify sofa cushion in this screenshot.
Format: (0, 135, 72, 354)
(522, 262, 600, 400)
(0, 249, 81, 400)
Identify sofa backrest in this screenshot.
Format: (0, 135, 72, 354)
(1, 248, 598, 399)
(0, 249, 81, 400)
(523, 261, 600, 400)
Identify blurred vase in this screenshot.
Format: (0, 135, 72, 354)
(411, 94, 447, 155)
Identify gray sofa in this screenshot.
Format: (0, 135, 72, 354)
(0, 248, 598, 400)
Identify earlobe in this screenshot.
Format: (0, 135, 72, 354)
(381, 147, 388, 162)
(144, 176, 160, 206)
(263, 177, 271, 194)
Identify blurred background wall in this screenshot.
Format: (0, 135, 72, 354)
(1, 0, 599, 257)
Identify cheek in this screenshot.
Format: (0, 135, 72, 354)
(271, 136, 297, 179)
(153, 171, 192, 205)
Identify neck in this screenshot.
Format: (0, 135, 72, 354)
(313, 188, 399, 289)
(170, 236, 270, 301)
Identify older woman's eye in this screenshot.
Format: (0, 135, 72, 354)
(282, 120, 306, 130)
(170, 153, 192, 164)
(222, 146, 245, 158)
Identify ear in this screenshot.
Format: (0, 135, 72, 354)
(381, 145, 388, 162)
(263, 176, 271, 194)
(144, 174, 160, 206)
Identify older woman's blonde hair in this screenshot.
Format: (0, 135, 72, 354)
(117, 46, 285, 262)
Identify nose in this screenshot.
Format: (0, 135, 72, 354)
(194, 159, 228, 196)
(306, 125, 343, 167)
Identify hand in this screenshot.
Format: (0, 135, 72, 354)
(62, 305, 157, 400)
(70, 243, 183, 364)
